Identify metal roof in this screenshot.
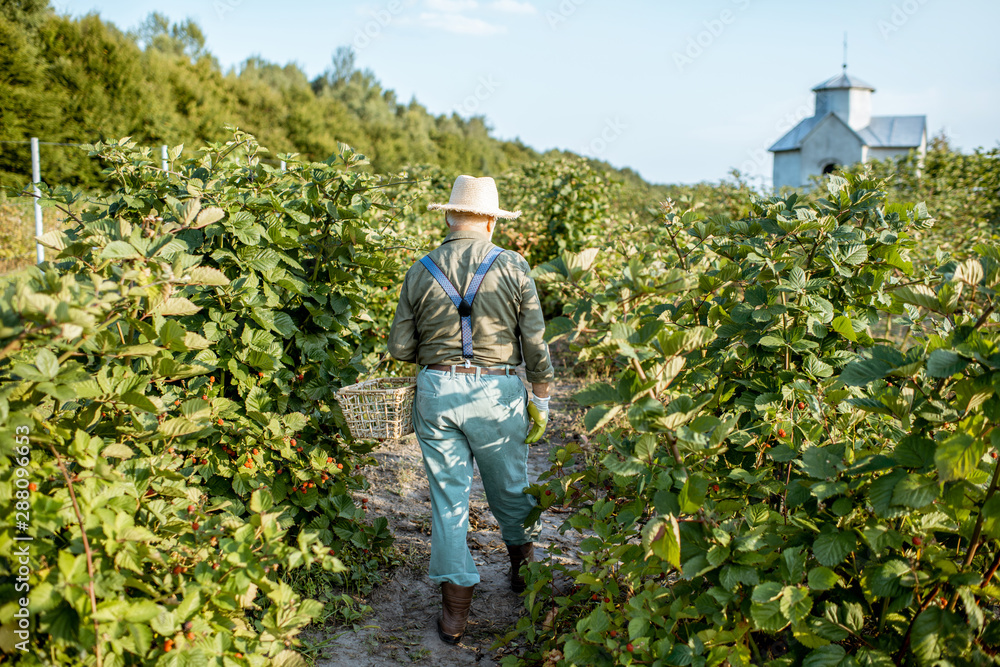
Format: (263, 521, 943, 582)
(768, 115, 823, 152)
(857, 115, 927, 148)
(769, 113, 926, 153)
(812, 72, 876, 92)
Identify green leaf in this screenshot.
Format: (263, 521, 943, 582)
(35, 348, 59, 379)
(121, 391, 159, 413)
(156, 297, 201, 317)
(641, 515, 681, 567)
(185, 266, 230, 285)
(935, 432, 987, 481)
(807, 567, 840, 591)
(574, 383, 620, 406)
(759, 335, 786, 347)
(679, 475, 709, 514)
(895, 284, 940, 312)
(813, 531, 855, 567)
(750, 598, 788, 632)
(982, 494, 1000, 539)
(544, 316, 575, 342)
(891, 473, 938, 508)
(780, 586, 812, 625)
(803, 645, 853, 667)
(602, 453, 644, 477)
(100, 240, 140, 259)
(831, 315, 857, 342)
(585, 405, 621, 433)
(926, 349, 968, 378)
(868, 560, 912, 598)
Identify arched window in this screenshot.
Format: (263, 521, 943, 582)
(822, 162, 839, 175)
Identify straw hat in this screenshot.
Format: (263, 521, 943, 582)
(428, 175, 521, 220)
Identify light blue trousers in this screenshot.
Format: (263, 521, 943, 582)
(414, 367, 541, 587)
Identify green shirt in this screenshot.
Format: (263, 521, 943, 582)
(388, 229, 554, 384)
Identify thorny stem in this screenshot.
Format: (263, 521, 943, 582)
(984, 548, 1000, 587)
(48, 442, 103, 667)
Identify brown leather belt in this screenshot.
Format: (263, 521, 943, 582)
(425, 364, 517, 376)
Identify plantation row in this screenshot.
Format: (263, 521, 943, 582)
(1, 130, 998, 666)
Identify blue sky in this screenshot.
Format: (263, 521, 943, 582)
(70, 0, 1000, 186)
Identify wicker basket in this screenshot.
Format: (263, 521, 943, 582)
(337, 377, 416, 440)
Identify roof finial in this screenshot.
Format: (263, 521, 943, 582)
(843, 32, 848, 71)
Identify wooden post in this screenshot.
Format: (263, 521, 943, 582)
(31, 137, 43, 264)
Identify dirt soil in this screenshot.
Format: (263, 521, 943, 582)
(306, 373, 588, 667)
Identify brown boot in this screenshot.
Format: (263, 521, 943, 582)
(507, 543, 534, 593)
(438, 582, 474, 644)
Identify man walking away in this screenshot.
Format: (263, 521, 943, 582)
(388, 175, 553, 644)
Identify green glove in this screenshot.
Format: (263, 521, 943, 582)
(526, 400, 549, 444)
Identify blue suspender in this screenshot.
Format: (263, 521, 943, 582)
(419, 246, 505, 362)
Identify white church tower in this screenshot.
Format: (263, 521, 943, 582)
(770, 71, 927, 189)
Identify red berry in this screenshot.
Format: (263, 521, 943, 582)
(174, 400, 181, 406)
(545, 489, 552, 496)
(712, 484, 720, 493)
(297, 374, 304, 381)
(192, 522, 199, 530)
(609, 630, 617, 638)
(210, 376, 215, 383)
(187, 505, 195, 513)
(992, 452, 998, 459)
(362, 498, 368, 504)
(201, 395, 207, 401)
(172, 565, 184, 574)
(337, 463, 344, 470)
(28, 482, 37, 491)
(327, 457, 334, 463)
(186, 632, 195, 640)
(244, 460, 252, 469)
(626, 643, 634, 653)
(164, 639, 174, 652)
(276, 468, 283, 475)
(328, 549, 336, 556)
(797, 402, 806, 410)
(235, 653, 243, 659)
(217, 418, 224, 426)
(913, 536, 923, 546)
(777, 428, 787, 438)
(252, 448, 259, 455)
(591, 594, 599, 601)
(290, 438, 297, 447)
(604, 597, 610, 603)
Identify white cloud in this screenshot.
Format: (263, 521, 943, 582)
(425, 0, 478, 11)
(419, 12, 505, 35)
(489, 0, 536, 14)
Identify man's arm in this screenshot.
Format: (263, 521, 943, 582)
(387, 274, 418, 363)
(518, 269, 554, 385)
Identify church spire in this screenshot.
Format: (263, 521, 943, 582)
(843, 32, 848, 71)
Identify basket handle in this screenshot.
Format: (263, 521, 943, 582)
(362, 353, 392, 379)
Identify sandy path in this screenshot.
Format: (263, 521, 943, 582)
(306, 375, 587, 666)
